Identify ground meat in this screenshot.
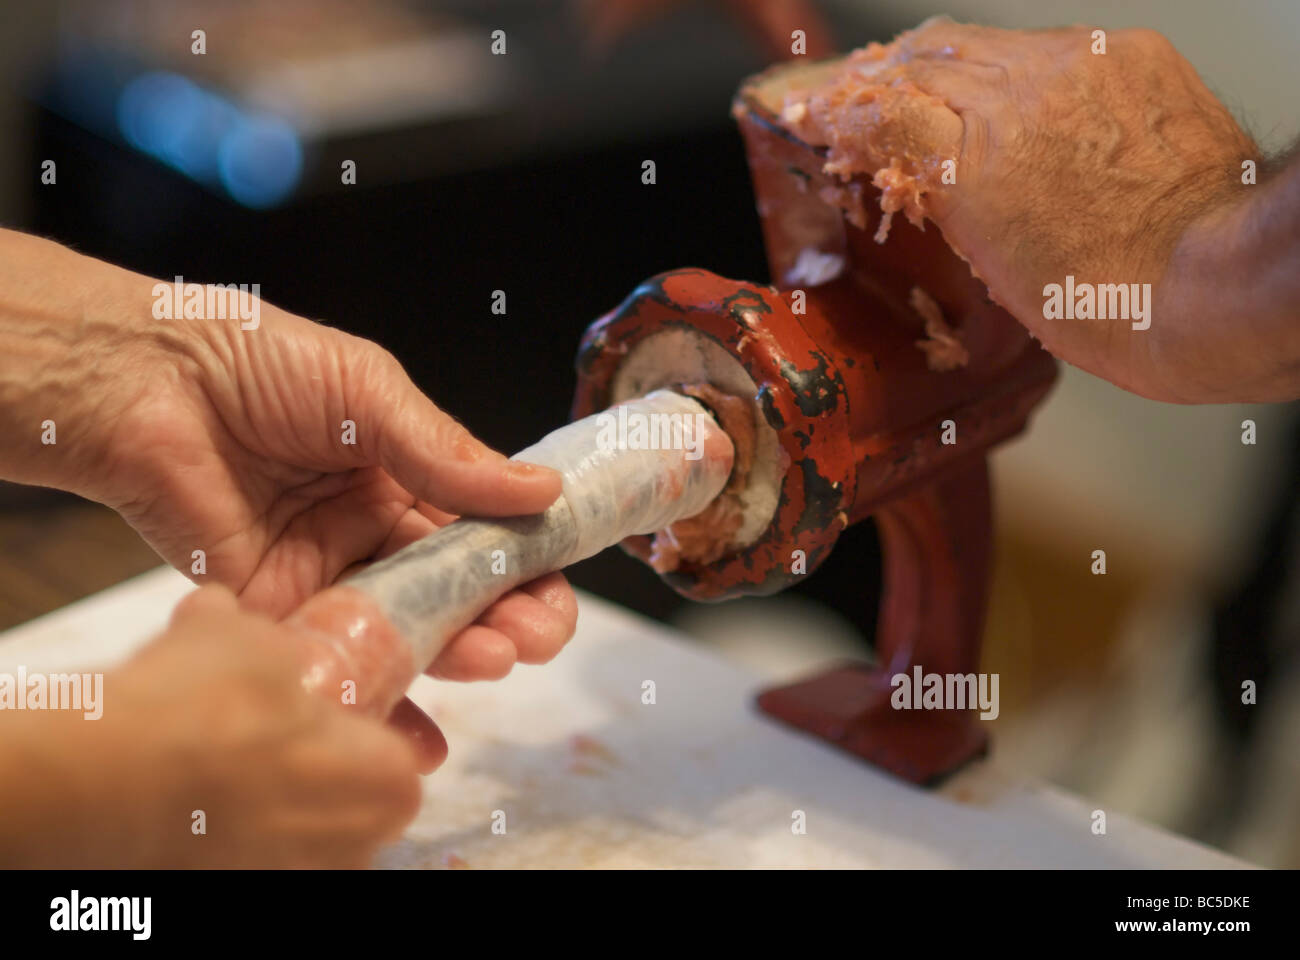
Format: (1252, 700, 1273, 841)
(648, 384, 757, 573)
(286, 586, 417, 717)
(570, 734, 619, 764)
(910, 286, 969, 370)
(778, 38, 958, 242)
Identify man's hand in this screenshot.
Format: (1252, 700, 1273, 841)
(786, 19, 1296, 402)
(0, 586, 422, 868)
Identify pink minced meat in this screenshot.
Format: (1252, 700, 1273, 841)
(648, 385, 756, 573)
(778, 37, 958, 243)
(910, 286, 969, 370)
(287, 586, 416, 716)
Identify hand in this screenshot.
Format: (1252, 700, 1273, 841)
(0, 586, 421, 868)
(0, 229, 579, 689)
(785, 19, 1277, 401)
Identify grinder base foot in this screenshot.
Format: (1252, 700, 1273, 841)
(756, 662, 989, 786)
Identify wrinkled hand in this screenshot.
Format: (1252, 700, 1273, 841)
(0, 230, 579, 696)
(96, 279, 577, 689)
(0, 586, 422, 867)
(790, 18, 1267, 401)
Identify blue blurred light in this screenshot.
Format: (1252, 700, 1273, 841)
(116, 70, 303, 208)
(218, 116, 304, 209)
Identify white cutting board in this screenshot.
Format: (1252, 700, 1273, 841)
(0, 566, 1245, 869)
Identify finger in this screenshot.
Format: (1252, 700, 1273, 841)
(169, 582, 240, 627)
(425, 624, 517, 681)
(790, 60, 965, 176)
(472, 573, 578, 664)
(305, 712, 425, 808)
(239, 468, 416, 615)
(879, 61, 1000, 228)
(371, 505, 441, 560)
(274, 720, 423, 862)
(386, 697, 449, 774)
(359, 349, 563, 517)
(899, 15, 1024, 61)
(877, 88, 966, 167)
(364, 500, 463, 563)
(333, 502, 460, 583)
(894, 56, 1009, 117)
(415, 501, 458, 528)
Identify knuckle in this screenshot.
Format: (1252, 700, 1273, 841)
(433, 415, 476, 453)
(355, 337, 403, 380)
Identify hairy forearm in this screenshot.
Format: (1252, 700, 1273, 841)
(1238, 150, 1300, 376)
(1160, 149, 1300, 402)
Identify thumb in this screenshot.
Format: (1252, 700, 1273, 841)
(359, 350, 563, 517)
(167, 583, 240, 630)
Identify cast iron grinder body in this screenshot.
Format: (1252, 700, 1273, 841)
(571, 61, 1058, 785)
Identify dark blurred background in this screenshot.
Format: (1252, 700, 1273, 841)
(6, 0, 892, 631)
(1, 0, 1298, 866)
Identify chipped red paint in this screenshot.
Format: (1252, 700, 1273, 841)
(571, 63, 1058, 785)
(573, 269, 856, 600)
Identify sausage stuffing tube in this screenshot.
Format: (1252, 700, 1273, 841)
(284, 390, 735, 716)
